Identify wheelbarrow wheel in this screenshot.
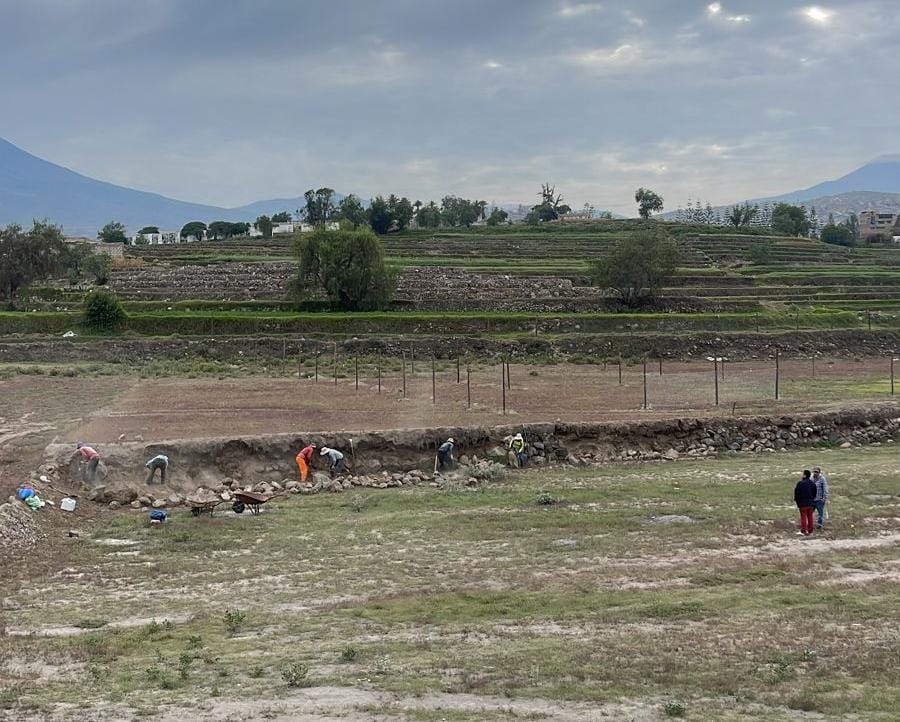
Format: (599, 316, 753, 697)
(232, 500, 246, 514)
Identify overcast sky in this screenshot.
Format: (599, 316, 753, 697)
(1, 0, 897, 214)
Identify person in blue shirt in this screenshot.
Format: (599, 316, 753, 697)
(145, 454, 169, 484)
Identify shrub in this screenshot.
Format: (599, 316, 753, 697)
(339, 645, 358, 663)
(83, 289, 127, 332)
(536, 492, 558, 506)
(223, 608, 247, 635)
(281, 662, 310, 687)
(664, 701, 686, 717)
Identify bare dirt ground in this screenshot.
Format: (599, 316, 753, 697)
(55, 358, 896, 444)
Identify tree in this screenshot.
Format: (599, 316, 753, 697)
(819, 222, 853, 246)
(337, 194, 368, 229)
(589, 230, 679, 307)
(293, 227, 395, 310)
(98, 221, 128, 244)
(771, 203, 810, 237)
(84, 252, 112, 285)
(727, 202, 758, 229)
(301, 187, 336, 225)
(207, 221, 249, 240)
(486, 207, 509, 226)
(416, 201, 442, 228)
(392, 197, 415, 230)
(137, 226, 160, 235)
(272, 211, 293, 223)
(255, 215, 273, 238)
(441, 196, 480, 227)
(83, 288, 127, 332)
(180, 221, 207, 241)
(0, 221, 66, 303)
(368, 196, 394, 234)
(531, 183, 571, 222)
(634, 188, 664, 219)
(845, 213, 860, 242)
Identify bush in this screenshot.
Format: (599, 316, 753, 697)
(83, 289, 127, 332)
(339, 645, 358, 663)
(223, 608, 247, 635)
(664, 701, 686, 717)
(536, 492, 558, 506)
(281, 662, 310, 687)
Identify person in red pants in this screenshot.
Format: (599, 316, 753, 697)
(794, 469, 817, 536)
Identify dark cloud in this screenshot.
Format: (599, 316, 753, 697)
(1, 0, 898, 212)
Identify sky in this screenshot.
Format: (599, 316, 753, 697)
(1, 0, 899, 215)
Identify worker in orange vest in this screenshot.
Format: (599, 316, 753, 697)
(295, 443, 316, 483)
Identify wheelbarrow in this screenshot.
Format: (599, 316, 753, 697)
(187, 496, 226, 517)
(231, 490, 282, 515)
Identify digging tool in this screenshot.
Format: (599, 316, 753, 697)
(433, 439, 439, 474)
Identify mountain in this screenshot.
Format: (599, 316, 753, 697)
(662, 156, 900, 223)
(0, 137, 312, 236)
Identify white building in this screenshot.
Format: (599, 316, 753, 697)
(249, 221, 337, 237)
(131, 230, 179, 245)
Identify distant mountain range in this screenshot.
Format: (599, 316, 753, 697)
(0, 137, 315, 236)
(663, 155, 900, 223)
(5, 135, 900, 234)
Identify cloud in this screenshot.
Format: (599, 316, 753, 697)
(558, 2, 603, 18)
(707, 2, 751, 24)
(483, 60, 504, 70)
(801, 6, 835, 24)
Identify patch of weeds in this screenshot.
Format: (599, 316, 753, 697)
(0, 689, 17, 709)
(249, 665, 266, 678)
(87, 664, 108, 685)
(186, 634, 203, 650)
(339, 645, 358, 663)
(145, 619, 161, 636)
(768, 655, 795, 684)
(75, 618, 108, 629)
(177, 653, 193, 680)
(211, 686, 221, 697)
(664, 701, 686, 717)
(281, 662, 310, 687)
(373, 655, 391, 676)
(223, 608, 247, 635)
(528, 370, 540, 376)
(349, 494, 367, 513)
(200, 650, 218, 665)
(536, 491, 558, 506)
(144, 665, 176, 690)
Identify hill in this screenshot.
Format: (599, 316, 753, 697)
(0, 137, 313, 235)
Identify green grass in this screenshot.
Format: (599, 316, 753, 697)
(3, 446, 900, 720)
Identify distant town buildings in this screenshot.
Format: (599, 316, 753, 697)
(131, 230, 181, 245)
(858, 210, 900, 241)
(249, 221, 338, 237)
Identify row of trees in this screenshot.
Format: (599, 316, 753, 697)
(1, 221, 111, 304)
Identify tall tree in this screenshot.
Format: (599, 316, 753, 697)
(301, 187, 336, 225)
(531, 183, 571, 222)
(271, 211, 293, 223)
(486, 207, 509, 226)
(255, 215, 273, 238)
(368, 195, 394, 234)
(590, 230, 679, 308)
(180, 221, 207, 241)
(392, 197, 415, 230)
(771, 203, 810, 237)
(337, 194, 368, 229)
(97, 221, 128, 244)
(1, 221, 66, 302)
(137, 226, 160, 235)
(293, 227, 395, 310)
(634, 188, 664, 219)
(416, 201, 442, 228)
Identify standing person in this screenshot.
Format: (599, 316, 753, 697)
(437, 438, 455, 471)
(794, 469, 817, 536)
(319, 446, 346, 475)
(812, 466, 829, 529)
(74, 442, 101, 483)
(509, 433, 527, 468)
(295, 443, 316, 483)
(144, 454, 169, 484)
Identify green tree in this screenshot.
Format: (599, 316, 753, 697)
(367, 195, 394, 234)
(771, 203, 810, 237)
(137, 226, 160, 235)
(255, 215, 273, 238)
(416, 201, 442, 228)
(634, 188, 664, 219)
(97, 221, 128, 244)
(180, 221, 207, 241)
(337, 194, 368, 228)
(486, 207, 509, 226)
(819, 222, 853, 246)
(207, 221, 248, 239)
(0, 221, 66, 303)
(84, 252, 112, 285)
(441, 196, 480, 227)
(83, 288, 127, 331)
(727, 203, 758, 229)
(590, 230, 679, 307)
(531, 183, 571, 222)
(392, 197, 415, 230)
(845, 213, 860, 242)
(271, 211, 293, 223)
(293, 228, 395, 310)
(301, 187, 336, 225)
